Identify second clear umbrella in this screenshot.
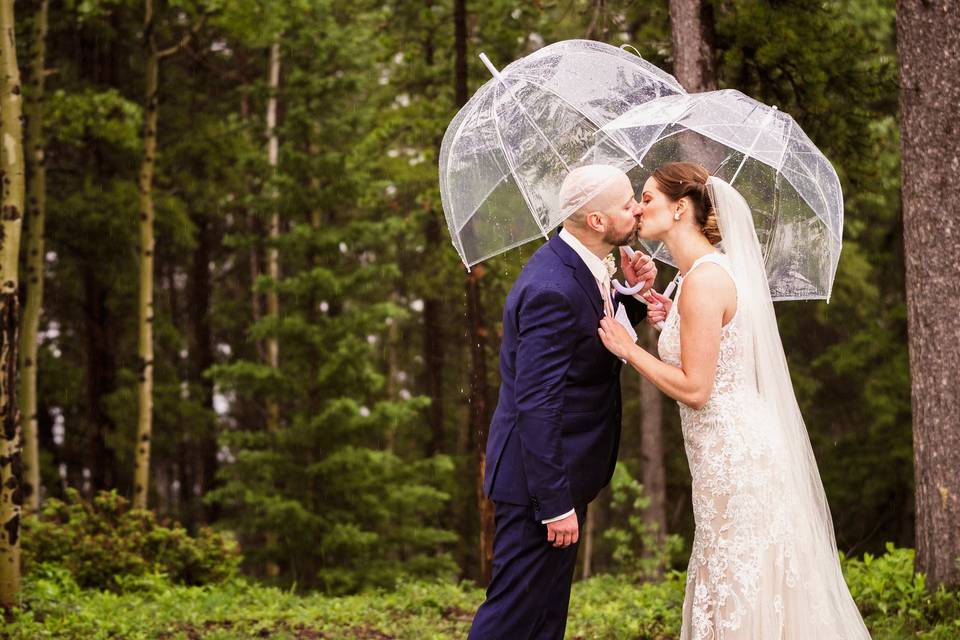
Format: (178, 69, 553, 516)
(604, 89, 843, 301)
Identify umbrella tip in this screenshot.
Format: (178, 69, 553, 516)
(479, 52, 502, 80)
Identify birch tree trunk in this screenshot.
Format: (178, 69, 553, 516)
(265, 38, 281, 434)
(263, 37, 282, 578)
(134, 0, 199, 508)
(897, 0, 960, 590)
(133, 3, 160, 509)
(669, 0, 717, 92)
(19, 0, 49, 515)
(0, 0, 26, 609)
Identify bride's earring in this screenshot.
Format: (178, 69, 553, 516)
(673, 211, 681, 221)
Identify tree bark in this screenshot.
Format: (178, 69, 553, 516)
(83, 269, 117, 493)
(239, 91, 266, 364)
(265, 38, 281, 434)
(453, 0, 494, 585)
(669, 0, 718, 93)
(0, 0, 25, 609)
(581, 504, 596, 578)
(133, 1, 200, 509)
(18, 0, 49, 515)
(422, 0, 446, 456)
(133, 0, 161, 509)
(639, 326, 667, 571)
(897, 0, 960, 590)
(188, 212, 217, 518)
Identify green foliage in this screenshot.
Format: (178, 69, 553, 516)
(603, 463, 686, 582)
(844, 545, 960, 639)
(21, 489, 241, 591)
(565, 573, 686, 639)
(9, 546, 956, 639)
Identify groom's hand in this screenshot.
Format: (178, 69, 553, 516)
(620, 247, 656, 293)
(546, 511, 579, 548)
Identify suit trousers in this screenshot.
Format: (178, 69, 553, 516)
(468, 500, 587, 640)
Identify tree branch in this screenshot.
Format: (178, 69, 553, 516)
(157, 13, 207, 59)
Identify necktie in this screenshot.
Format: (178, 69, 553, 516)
(600, 277, 615, 318)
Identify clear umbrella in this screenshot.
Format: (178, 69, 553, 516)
(603, 89, 843, 301)
(439, 39, 685, 268)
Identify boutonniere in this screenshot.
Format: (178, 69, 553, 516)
(603, 253, 617, 278)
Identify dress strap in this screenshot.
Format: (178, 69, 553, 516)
(685, 251, 735, 281)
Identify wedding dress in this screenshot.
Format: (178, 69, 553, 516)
(656, 178, 870, 640)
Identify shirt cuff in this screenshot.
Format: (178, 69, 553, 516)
(541, 508, 575, 524)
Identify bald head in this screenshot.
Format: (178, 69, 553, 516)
(558, 165, 632, 229)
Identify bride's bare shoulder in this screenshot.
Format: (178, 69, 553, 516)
(678, 263, 737, 319)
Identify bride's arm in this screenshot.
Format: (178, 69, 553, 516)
(599, 267, 731, 410)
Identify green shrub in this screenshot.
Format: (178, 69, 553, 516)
(22, 488, 241, 591)
(603, 463, 686, 582)
(843, 544, 960, 639)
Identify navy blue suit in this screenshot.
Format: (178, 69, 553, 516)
(469, 233, 646, 640)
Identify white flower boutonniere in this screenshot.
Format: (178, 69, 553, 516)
(603, 253, 617, 279)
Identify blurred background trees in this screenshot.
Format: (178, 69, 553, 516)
(4, 0, 947, 601)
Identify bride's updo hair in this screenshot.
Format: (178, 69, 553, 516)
(652, 162, 722, 245)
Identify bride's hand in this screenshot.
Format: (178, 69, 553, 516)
(644, 290, 672, 326)
(598, 316, 636, 359)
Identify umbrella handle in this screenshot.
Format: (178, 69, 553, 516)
(613, 244, 644, 294)
(616, 244, 666, 328)
(651, 277, 680, 331)
(612, 278, 645, 296)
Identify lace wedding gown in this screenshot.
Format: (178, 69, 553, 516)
(658, 252, 869, 640)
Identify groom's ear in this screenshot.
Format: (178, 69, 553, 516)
(585, 210, 606, 233)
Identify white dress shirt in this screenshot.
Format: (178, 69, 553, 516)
(539, 230, 614, 525)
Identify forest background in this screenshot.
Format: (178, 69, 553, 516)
(0, 0, 957, 638)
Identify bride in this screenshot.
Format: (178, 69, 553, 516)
(597, 162, 870, 639)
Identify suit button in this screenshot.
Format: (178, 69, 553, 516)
(531, 496, 540, 510)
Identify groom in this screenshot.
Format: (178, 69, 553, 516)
(468, 165, 655, 640)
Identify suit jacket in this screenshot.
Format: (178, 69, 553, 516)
(483, 233, 647, 520)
